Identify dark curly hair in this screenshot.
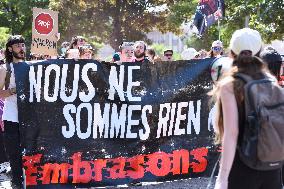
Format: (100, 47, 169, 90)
(5, 35, 25, 63)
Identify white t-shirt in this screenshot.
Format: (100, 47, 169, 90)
(2, 63, 18, 123)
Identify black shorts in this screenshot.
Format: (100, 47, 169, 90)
(228, 153, 282, 189)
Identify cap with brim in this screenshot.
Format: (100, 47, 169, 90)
(229, 28, 262, 56)
(212, 40, 223, 47)
(260, 49, 282, 64)
(6, 35, 25, 47)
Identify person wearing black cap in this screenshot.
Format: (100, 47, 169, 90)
(260, 47, 282, 83)
(260, 47, 284, 186)
(0, 35, 26, 188)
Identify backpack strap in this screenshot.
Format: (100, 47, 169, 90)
(234, 73, 253, 83)
(235, 73, 277, 83)
(4, 62, 11, 90)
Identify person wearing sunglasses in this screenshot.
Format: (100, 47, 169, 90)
(163, 49, 174, 61)
(209, 40, 224, 58)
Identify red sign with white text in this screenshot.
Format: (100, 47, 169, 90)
(35, 13, 54, 35)
(31, 7, 58, 56)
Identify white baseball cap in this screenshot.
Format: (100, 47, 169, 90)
(229, 28, 262, 56)
(212, 40, 223, 47)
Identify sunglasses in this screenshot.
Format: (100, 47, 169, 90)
(212, 46, 222, 51)
(195, 54, 200, 58)
(165, 54, 173, 57)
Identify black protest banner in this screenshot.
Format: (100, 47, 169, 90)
(14, 59, 218, 188)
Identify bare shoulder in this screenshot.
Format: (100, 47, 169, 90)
(0, 65, 6, 75)
(0, 65, 7, 89)
(218, 76, 234, 95)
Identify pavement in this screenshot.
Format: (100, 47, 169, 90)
(113, 178, 215, 189)
(1, 173, 283, 189)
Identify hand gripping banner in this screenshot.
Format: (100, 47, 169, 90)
(14, 59, 219, 188)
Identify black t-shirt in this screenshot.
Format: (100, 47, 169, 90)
(134, 57, 149, 63)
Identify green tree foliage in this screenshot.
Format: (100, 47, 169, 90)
(168, 0, 284, 50)
(0, 0, 50, 48)
(0, 0, 283, 52)
(49, 0, 111, 46)
(150, 43, 181, 60)
(49, 0, 178, 51)
(0, 27, 10, 48)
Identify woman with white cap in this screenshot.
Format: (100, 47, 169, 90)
(209, 40, 224, 58)
(211, 28, 282, 189)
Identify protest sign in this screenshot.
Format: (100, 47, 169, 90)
(31, 7, 58, 56)
(14, 59, 218, 188)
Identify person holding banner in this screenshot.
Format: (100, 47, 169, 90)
(211, 28, 282, 189)
(163, 49, 174, 61)
(209, 40, 224, 58)
(79, 45, 94, 59)
(133, 41, 148, 63)
(145, 48, 156, 62)
(0, 35, 26, 188)
(111, 52, 121, 63)
(120, 42, 134, 62)
(66, 36, 87, 59)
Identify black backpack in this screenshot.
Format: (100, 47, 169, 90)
(236, 73, 284, 170)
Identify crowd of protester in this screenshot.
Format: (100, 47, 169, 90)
(2, 33, 283, 75)
(0, 29, 283, 189)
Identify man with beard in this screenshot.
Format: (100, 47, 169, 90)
(133, 41, 147, 62)
(0, 35, 26, 188)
